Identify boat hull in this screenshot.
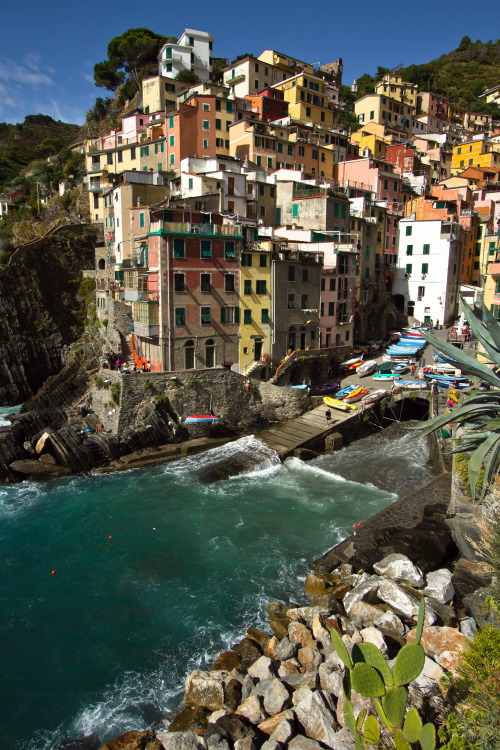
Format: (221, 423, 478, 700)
(185, 415, 219, 424)
(323, 396, 355, 411)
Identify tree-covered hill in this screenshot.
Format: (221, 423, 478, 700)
(0, 115, 83, 190)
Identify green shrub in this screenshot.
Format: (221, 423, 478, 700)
(187, 378, 197, 387)
(93, 376, 106, 389)
(110, 383, 121, 405)
(439, 627, 500, 750)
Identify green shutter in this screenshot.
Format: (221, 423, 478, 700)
(220, 307, 226, 324)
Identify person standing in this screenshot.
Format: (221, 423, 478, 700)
(325, 409, 332, 425)
(410, 363, 416, 379)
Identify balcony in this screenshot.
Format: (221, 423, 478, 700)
(149, 220, 244, 237)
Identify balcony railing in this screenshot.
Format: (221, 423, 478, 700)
(149, 220, 243, 237)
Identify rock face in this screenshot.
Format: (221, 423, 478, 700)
(0, 225, 100, 405)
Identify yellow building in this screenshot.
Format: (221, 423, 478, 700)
(451, 138, 500, 175)
(350, 127, 387, 159)
(374, 74, 418, 108)
(273, 73, 334, 128)
(257, 50, 314, 76)
(141, 76, 187, 115)
(239, 240, 273, 376)
(354, 94, 413, 137)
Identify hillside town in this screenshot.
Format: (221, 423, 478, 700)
(75, 29, 500, 376)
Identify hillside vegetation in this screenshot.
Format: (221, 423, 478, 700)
(0, 115, 83, 190)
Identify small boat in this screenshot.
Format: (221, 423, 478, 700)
(434, 378, 471, 390)
(340, 357, 363, 370)
(281, 384, 308, 390)
(373, 373, 398, 380)
(357, 360, 377, 377)
(378, 361, 394, 374)
(392, 380, 429, 390)
(323, 396, 355, 412)
(336, 384, 357, 398)
(392, 363, 409, 375)
(184, 414, 219, 424)
(309, 381, 341, 396)
(361, 389, 387, 404)
(345, 387, 370, 403)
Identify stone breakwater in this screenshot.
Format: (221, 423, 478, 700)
(99, 549, 478, 750)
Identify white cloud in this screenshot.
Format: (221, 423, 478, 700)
(0, 55, 54, 88)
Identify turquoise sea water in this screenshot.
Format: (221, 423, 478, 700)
(0, 415, 431, 750)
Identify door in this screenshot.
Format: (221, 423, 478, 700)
(254, 340, 262, 361)
(205, 339, 215, 368)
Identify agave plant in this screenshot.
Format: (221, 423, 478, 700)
(416, 295, 500, 500)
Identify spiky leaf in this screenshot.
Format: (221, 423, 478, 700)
(351, 662, 386, 698)
(356, 708, 367, 731)
(363, 715, 380, 746)
(420, 328, 500, 388)
(373, 697, 392, 730)
(331, 627, 353, 670)
(415, 598, 425, 645)
(355, 732, 365, 750)
(394, 728, 412, 750)
(460, 296, 500, 358)
(469, 432, 500, 499)
(419, 722, 436, 750)
(343, 696, 356, 733)
(382, 686, 407, 728)
(343, 671, 352, 700)
(482, 440, 500, 500)
(403, 708, 423, 743)
(393, 642, 425, 686)
(358, 642, 394, 686)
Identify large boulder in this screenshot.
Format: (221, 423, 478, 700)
(262, 678, 292, 716)
(294, 691, 339, 748)
(407, 626, 469, 663)
(342, 576, 383, 616)
(373, 554, 424, 588)
(377, 580, 435, 623)
(156, 733, 204, 750)
(423, 569, 455, 604)
(184, 670, 231, 712)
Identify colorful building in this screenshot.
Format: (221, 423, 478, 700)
(273, 73, 334, 128)
(158, 28, 213, 82)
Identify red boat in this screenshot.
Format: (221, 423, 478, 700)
(184, 414, 219, 424)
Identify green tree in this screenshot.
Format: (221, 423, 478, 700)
(94, 28, 170, 90)
(175, 69, 200, 85)
(356, 73, 376, 98)
(458, 35, 472, 52)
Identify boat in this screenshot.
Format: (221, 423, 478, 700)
(336, 384, 357, 398)
(392, 380, 429, 390)
(309, 381, 340, 396)
(323, 396, 356, 412)
(378, 361, 394, 374)
(184, 414, 219, 424)
(344, 387, 370, 403)
(424, 363, 461, 377)
(392, 363, 409, 375)
(373, 373, 398, 380)
(434, 378, 471, 389)
(340, 357, 363, 370)
(360, 389, 387, 404)
(357, 360, 377, 377)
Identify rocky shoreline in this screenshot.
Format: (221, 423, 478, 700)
(96, 427, 499, 750)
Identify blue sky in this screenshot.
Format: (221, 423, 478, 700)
(1, 0, 498, 125)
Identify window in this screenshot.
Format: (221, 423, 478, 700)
(302, 269, 308, 282)
(260, 254, 267, 268)
(241, 253, 252, 266)
(169, 134, 175, 147)
(201, 240, 212, 258)
(422, 263, 429, 274)
(341, 204, 346, 219)
(423, 243, 430, 254)
(320, 302, 324, 316)
(203, 139, 208, 149)
(406, 263, 412, 274)
(188, 178, 193, 189)
(256, 155, 262, 167)
(175, 307, 186, 325)
(220, 306, 239, 324)
(226, 101, 233, 113)
(200, 274, 211, 292)
(406, 245, 413, 255)
(405, 225, 412, 236)
(202, 120, 210, 130)
(417, 286, 425, 301)
(267, 157, 273, 168)
(225, 241, 235, 260)
(288, 293, 295, 309)
(365, 246, 370, 260)
(139, 212, 144, 228)
(173, 238, 185, 258)
(131, 147, 136, 160)
(329, 278, 336, 291)
(174, 273, 185, 292)
(288, 265, 295, 281)
(301, 294, 308, 309)
(170, 154, 175, 166)
(244, 279, 252, 295)
(215, 118, 221, 130)
(328, 302, 334, 316)
(241, 308, 251, 325)
(201, 307, 211, 324)
(261, 308, 270, 323)
(203, 103, 210, 111)
(292, 204, 298, 218)
(256, 280, 267, 294)
(334, 202, 339, 218)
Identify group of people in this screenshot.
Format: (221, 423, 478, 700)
(102, 350, 150, 373)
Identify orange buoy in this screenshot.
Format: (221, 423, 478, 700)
(109, 535, 112, 540)
(51, 570, 56, 575)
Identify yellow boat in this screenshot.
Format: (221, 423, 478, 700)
(323, 396, 356, 412)
(343, 385, 363, 402)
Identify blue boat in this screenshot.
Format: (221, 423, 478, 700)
(309, 381, 341, 396)
(185, 414, 219, 424)
(336, 384, 357, 398)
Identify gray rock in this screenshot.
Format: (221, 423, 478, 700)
(250, 677, 275, 698)
(374, 554, 424, 588)
(157, 732, 206, 750)
(260, 742, 281, 750)
(333, 728, 356, 750)
(206, 736, 231, 750)
(234, 739, 257, 750)
(292, 686, 313, 706)
(235, 695, 266, 724)
(459, 617, 478, 640)
(373, 609, 405, 636)
(343, 576, 383, 615)
(378, 580, 436, 623)
(184, 670, 230, 711)
(348, 600, 384, 629)
(281, 671, 319, 691)
(311, 613, 331, 648)
(277, 659, 301, 677)
(286, 606, 330, 627)
(263, 678, 292, 716)
(297, 646, 323, 672)
(240, 674, 254, 703)
(423, 569, 455, 604)
(247, 656, 275, 681)
(269, 718, 294, 745)
(288, 735, 324, 750)
(288, 621, 316, 648)
(275, 637, 297, 661)
(318, 664, 343, 697)
(295, 691, 338, 747)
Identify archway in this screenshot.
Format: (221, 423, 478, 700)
(98, 259, 105, 270)
(205, 339, 215, 368)
(184, 339, 195, 370)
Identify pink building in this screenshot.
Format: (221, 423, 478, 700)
(333, 157, 402, 213)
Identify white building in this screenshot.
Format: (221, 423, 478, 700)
(158, 28, 213, 82)
(392, 217, 460, 326)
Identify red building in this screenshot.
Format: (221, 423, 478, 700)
(245, 87, 288, 122)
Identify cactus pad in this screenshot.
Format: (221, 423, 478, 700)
(394, 728, 412, 750)
(351, 662, 386, 697)
(403, 707, 423, 743)
(382, 685, 407, 728)
(359, 642, 394, 687)
(419, 722, 437, 750)
(343, 697, 356, 733)
(330, 627, 353, 670)
(393, 642, 425, 686)
(415, 598, 426, 644)
(363, 715, 380, 746)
